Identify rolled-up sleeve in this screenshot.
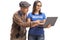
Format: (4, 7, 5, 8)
(43, 13, 46, 19)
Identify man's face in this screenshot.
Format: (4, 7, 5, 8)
(21, 7, 29, 14)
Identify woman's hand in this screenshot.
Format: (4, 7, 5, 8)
(33, 20, 45, 25)
(47, 24, 51, 28)
(30, 20, 40, 28)
(37, 20, 46, 25)
(35, 20, 40, 24)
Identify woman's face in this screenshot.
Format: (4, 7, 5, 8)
(35, 2, 42, 11)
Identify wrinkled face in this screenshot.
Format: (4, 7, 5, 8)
(36, 2, 42, 11)
(21, 7, 29, 14)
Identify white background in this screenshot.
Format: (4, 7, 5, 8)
(0, 0, 60, 40)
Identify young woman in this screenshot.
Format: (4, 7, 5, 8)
(27, 1, 51, 40)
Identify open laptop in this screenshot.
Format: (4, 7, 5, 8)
(43, 17, 58, 27)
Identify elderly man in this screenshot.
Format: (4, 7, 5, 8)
(10, 1, 31, 40)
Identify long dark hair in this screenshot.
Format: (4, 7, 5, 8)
(32, 1, 42, 15)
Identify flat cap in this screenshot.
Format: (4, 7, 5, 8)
(19, 1, 31, 7)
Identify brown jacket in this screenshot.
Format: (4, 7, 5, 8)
(11, 11, 30, 40)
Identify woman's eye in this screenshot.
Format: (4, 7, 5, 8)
(37, 5, 42, 7)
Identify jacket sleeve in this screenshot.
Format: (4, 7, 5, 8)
(13, 13, 30, 27)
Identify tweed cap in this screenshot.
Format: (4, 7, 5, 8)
(19, 1, 31, 7)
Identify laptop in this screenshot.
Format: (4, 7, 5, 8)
(43, 17, 58, 27)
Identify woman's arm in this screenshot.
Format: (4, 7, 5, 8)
(27, 18, 40, 27)
(38, 19, 51, 28)
(45, 24, 51, 28)
(39, 19, 46, 25)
